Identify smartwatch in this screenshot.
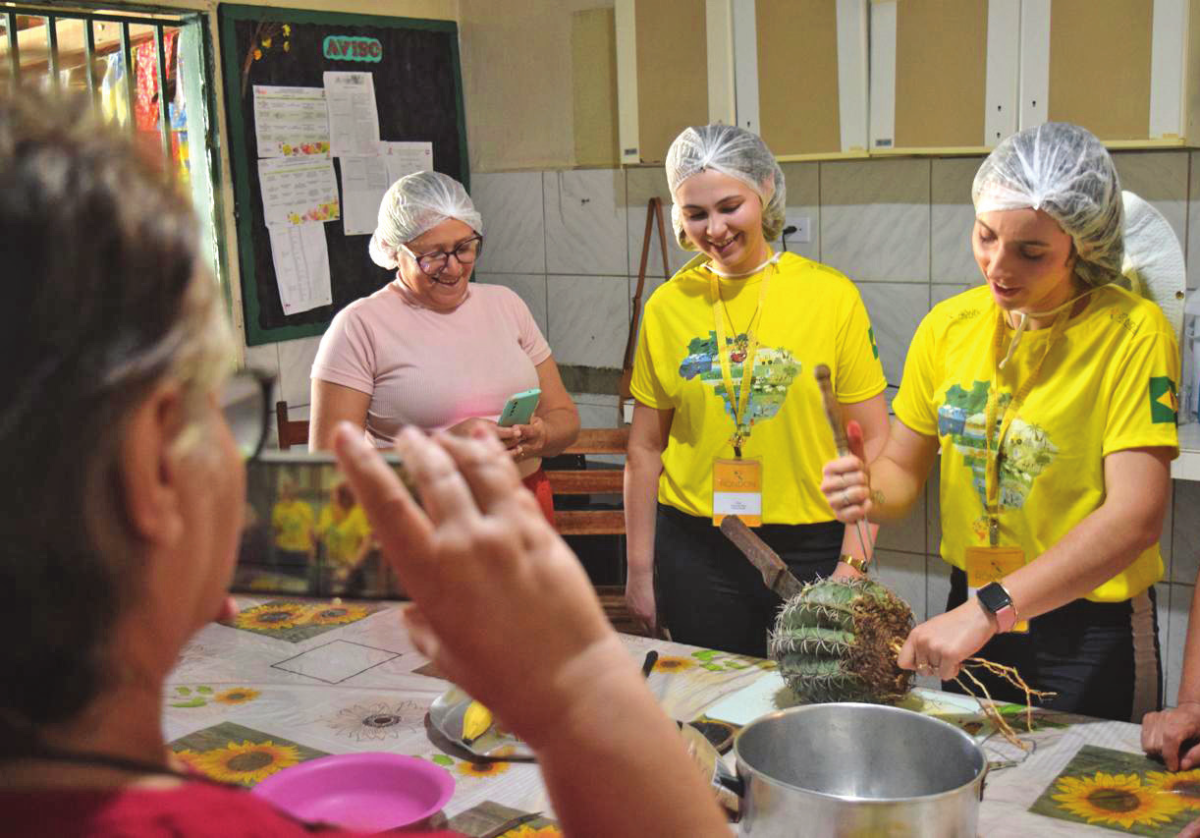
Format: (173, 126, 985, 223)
(976, 582, 1018, 633)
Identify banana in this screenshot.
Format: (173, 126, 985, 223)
(461, 700, 494, 745)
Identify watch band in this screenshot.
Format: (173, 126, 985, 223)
(839, 554, 869, 573)
(978, 582, 1018, 633)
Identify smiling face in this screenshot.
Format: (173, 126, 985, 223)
(675, 170, 770, 275)
(972, 207, 1078, 319)
(396, 218, 478, 311)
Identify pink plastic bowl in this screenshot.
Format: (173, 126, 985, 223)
(251, 752, 455, 832)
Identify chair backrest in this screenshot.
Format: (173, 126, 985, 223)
(275, 401, 310, 451)
(546, 427, 630, 536)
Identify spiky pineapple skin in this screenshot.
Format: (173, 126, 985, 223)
(769, 577, 914, 705)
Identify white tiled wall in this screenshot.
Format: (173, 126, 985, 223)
(247, 150, 1198, 704)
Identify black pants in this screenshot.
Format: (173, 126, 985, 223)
(942, 568, 1162, 722)
(653, 503, 841, 657)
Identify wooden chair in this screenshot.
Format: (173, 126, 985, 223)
(546, 428, 630, 536)
(544, 428, 647, 635)
(275, 401, 310, 451)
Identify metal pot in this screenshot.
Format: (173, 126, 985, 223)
(721, 703, 987, 837)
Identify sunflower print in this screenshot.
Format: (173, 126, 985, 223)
(1052, 772, 1184, 828)
(653, 655, 696, 674)
(171, 749, 204, 773)
(325, 700, 425, 741)
(305, 603, 370, 626)
(233, 602, 308, 631)
(213, 687, 260, 706)
(457, 759, 511, 779)
(192, 740, 301, 786)
(1146, 769, 1200, 810)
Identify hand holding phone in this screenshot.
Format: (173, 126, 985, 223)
(498, 388, 541, 427)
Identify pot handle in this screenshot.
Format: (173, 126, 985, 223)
(713, 760, 744, 821)
(678, 722, 744, 821)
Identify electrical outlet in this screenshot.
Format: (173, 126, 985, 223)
(783, 213, 811, 245)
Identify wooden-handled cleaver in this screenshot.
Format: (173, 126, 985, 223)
(719, 516, 806, 601)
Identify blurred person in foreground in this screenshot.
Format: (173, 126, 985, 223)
(0, 90, 727, 838)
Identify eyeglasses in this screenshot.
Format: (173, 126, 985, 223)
(220, 368, 275, 461)
(399, 234, 484, 281)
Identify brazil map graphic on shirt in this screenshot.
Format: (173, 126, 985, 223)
(937, 380, 1058, 511)
(678, 331, 801, 430)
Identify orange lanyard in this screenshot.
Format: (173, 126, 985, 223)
(711, 263, 772, 457)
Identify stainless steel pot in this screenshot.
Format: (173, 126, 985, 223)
(722, 703, 987, 837)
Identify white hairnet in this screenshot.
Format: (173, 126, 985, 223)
(369, 170, 483, 270)
(973, 123, 1123, 288)
(665, 124, 787, 250)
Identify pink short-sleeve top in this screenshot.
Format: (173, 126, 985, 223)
(311, 282, 551, 447)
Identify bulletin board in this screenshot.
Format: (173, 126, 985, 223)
(218, 4, 468, 346)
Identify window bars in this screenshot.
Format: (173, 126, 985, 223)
(3, 7, 190, 174)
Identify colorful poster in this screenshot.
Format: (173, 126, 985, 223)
(253, 85, 331, 158)
(256, 156, 340, 226)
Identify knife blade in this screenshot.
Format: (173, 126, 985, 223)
(719, 515, 806, 601)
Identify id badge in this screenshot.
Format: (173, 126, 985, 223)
(712, 458, 762, 527)
(965, 546, 1030, 633)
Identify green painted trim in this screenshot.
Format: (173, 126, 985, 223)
(219, 4, 467, 347)
(183, 11, 234, 318)
(218, 4, 457, 34)
(448, 26, 468, 192)
(218, 5, 264, 343)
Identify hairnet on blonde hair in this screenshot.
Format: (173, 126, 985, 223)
(665, 124, 786, 250)
(369, 171, 483, 270)
(973, 122, 1123, 288)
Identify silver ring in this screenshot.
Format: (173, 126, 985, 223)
(841, 489, 851, 508)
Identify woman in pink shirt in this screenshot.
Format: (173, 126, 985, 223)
(310, 172, 579, 521)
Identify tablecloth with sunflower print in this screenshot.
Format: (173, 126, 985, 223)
(164, 595, 1182, 836)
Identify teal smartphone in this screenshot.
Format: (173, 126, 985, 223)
(498, 388, 541, 427)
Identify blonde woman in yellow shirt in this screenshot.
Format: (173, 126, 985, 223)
(823, 123, 1179, 722)
(624, 125, 890, 656)
(316, 481, 374, 589)
(271, 476, 315, 577)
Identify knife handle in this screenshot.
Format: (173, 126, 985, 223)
(814, 364, 850, 457)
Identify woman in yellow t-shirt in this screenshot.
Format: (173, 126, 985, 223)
(271, 476, 314, 577)
(624, 125, 890, 657)
(317, 481, 374, 583)
(824, 123, 1179, 722)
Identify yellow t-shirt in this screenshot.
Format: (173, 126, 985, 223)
(630, 251, 887, 524)
(893, 284, 1180, 602)
(272, 500, 314, 553)
(318, 504, 373, 566)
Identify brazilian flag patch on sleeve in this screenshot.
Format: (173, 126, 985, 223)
(868, 326, 879, 360)
(1149, 376, 1178, 424)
